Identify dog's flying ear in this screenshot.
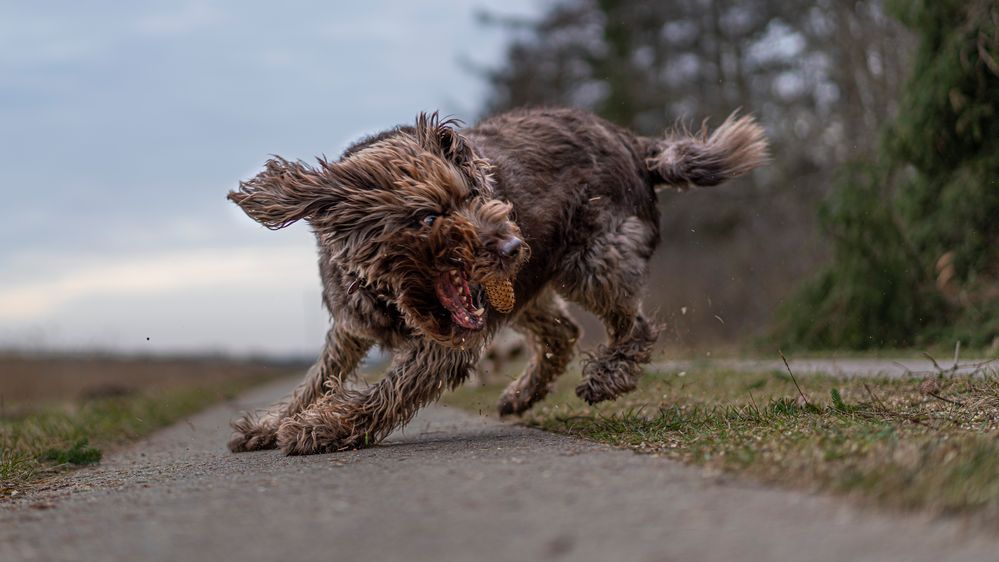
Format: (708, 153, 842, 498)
(415, 111, 468, 161)
(228, 157, 340, 229)
(415, 111, 493, 195)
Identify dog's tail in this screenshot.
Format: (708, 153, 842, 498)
(643, 112, 769, 190)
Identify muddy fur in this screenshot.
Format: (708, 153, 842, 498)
(227, 107, 768, 455)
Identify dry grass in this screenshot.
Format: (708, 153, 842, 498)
(0, 354, 294, 495)
(446, 359, 999, 523)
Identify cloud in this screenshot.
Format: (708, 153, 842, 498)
(0, 11, 108, 67)
(133, 3, 223, 37)
(0, 246, 316, 322)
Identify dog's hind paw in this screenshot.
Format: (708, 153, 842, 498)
(574, 357, 640, 405)
(497, 389, 530, 417)
(575, 377, 627, 405)
(497, 381, 551, 416)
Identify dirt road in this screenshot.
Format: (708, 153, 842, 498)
(2, 371, 997, 562)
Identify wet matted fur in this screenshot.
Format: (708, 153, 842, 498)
(227, 107, 768, 455)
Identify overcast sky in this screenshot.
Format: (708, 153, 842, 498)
(0, 0, 538, 356)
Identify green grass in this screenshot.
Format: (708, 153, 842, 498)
(0, 376, 277, 495)
(40, 438, 102, 466)
(446, 363, 999, 522)
(665, 343, 997, 361)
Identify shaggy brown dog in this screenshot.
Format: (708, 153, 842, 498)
(227, 107, 767, 455)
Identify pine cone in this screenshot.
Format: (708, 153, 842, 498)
(484, 279, 515, 313)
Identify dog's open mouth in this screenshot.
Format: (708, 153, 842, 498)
(435, 269, 486, 331)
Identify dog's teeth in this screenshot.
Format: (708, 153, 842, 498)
(474, 307, 485, 316)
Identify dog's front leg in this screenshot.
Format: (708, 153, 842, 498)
(275, 341, 478, 455)
(228, 326, 372, 452)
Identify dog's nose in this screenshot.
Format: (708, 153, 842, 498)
(498, 236, 523, 257)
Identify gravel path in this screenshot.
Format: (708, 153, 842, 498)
(2, 371, 997, 562)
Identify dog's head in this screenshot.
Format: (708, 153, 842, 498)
(228, 113, 529, 345)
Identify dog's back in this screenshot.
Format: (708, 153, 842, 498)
(466, 107, 767, 312)
(467, 108, 660, 303)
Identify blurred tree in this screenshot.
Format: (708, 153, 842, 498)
(776, 0, 999, 349)
(477, 0, 914, 347)
(481, 0, 910, 164)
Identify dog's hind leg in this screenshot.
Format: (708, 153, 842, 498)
(497, 291, 580, 416)
(275, 341, 478, 455)
(575, 310, 660, 404)
(228, 327, 372, 452)
(557, 216, 662, 404)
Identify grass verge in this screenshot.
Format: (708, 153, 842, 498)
(0, 375, 278, 497)
(445, 361, 999, 522)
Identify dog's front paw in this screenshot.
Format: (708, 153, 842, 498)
(275, 410, 369, 455)
(228, 416, 279, 452)
(276, 417, 333, 455)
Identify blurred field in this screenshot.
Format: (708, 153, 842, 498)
(0, 352, 301, 493)
(0, 352, 302, 409)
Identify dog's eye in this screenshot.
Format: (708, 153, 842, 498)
(421, 214, 438, 227)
